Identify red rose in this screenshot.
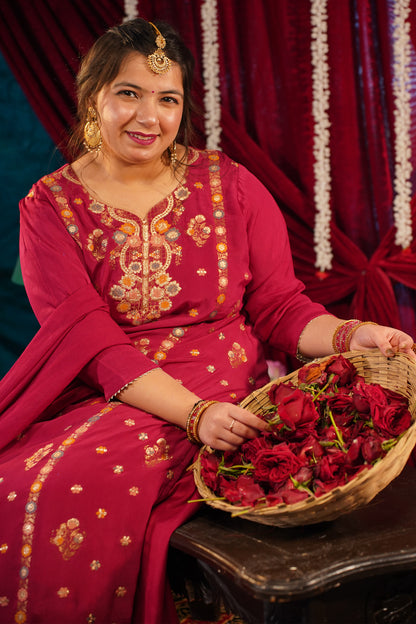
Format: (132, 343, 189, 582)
(361, 431, 384, 463)
(276, 388, 320, 431)
(268, 381, 297, 406)
(274, 480, 310, 505)
(253, 443, 303, 487)
(241, 436, 271, 463)
(372, 403, 411, 438)
(220, 475, 265, 506)
(326, 392, 355, 427)
(200, 453, 220, 490)
(325, 355, 359, 387)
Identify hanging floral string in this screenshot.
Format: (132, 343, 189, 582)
(201, 0, 222, 150)
(392, 0, 413, 250)
(310, 0, 332, 276)
(123, 0, 138, 21)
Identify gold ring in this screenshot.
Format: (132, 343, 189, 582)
(229, 419, 235, 432)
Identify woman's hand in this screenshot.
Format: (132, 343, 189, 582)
(350, 323, 416, 360)
(197, 402, 268, 451)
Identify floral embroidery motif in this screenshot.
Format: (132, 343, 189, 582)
(197, 268, 207, 276)
(152, 327, 188, 363)
(120, 536, 131, 546)
(207, 152, 229, 313)
(113, 465, 124, 474)
(129, 487, 140, 496)
(87, 229, 108, 261)
(41, 173, 82, 248)
(96, 446, 108, 454)
(0, 597, 9, 607)
(24, 444, 54, 471)
(96, 508, 107, 519)
(7, 492, 17, 501)
(50, 518, 85, 560)
(228, 342, 248, 368)
(16, 402, 118, 621)
(57, 587, 70, 598)
(90, 561, 101, 571)
(70, 484, 83, 494)
(187, 214, 211, 246)
(144, 438, 171, 465)
(0, 544, 8, 554)
(106, 196, 183, 324)
(115, 586, 127, 597)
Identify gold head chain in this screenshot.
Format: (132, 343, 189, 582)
(147, 22, 172, 74)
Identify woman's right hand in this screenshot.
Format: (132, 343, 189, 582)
(197, 401, 268, 450)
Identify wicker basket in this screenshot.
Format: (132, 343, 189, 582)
(193, 350, 416, 527)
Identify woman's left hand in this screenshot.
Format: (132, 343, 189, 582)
(350, 323, 416, 360)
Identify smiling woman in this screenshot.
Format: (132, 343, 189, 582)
(0, 15, 414, 624)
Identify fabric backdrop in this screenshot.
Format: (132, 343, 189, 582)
(1, 0, 416, 374)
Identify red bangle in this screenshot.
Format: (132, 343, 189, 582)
(186, 400, 218, 445)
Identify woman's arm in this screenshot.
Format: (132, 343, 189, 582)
(297, 314, 415, 360)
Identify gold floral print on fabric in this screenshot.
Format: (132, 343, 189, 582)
(186, 214, 211, 246)
(106, 195, 184, 325)
(24, 444, 54, 471)
(41, 173, 82, 248)
(151, 326, 188, 363)
(144, 438, 171, 465)
(207, 152, 229, 316)
(50, 518, 86, 561)
(228, 342, 248, 368)
(15, 402, 118, 622)
(86, 228, 108, 261)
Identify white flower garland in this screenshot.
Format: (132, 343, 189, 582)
(310, 0, 333, 274)
(201, 0, 221, 150)
(392, 0, 413, 249)
(123, 0, 138, 21)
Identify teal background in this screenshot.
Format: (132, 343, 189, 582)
(0, 51, 65, 377)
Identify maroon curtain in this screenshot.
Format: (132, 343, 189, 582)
(1, 0, 416, 337)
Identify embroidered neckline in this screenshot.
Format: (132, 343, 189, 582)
(63, 147, 200, 224)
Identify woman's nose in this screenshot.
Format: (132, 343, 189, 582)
(135, 97, 158, 125)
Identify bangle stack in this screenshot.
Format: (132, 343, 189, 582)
(186, 399, 218, 445)
(332, 319, 377, 353)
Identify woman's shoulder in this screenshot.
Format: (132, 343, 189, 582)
(21, 163, 84, 206)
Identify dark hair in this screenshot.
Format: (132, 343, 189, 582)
(68, 18, 196, 163)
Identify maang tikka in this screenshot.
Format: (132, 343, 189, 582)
(83, 106, 102, 152)
(147, 22, 172, 74)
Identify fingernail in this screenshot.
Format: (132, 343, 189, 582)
(386, 349, 394, 357)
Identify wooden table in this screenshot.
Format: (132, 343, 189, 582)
(169, 465, 416, 623)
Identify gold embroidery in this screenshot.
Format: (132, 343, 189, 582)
(107, 195, 183, 324)
(116, 586, 127, 597)
(144, 438, 171, 465)
(24, 444, 53, 471)
(41, 171, 82, 248)
(16, 402, 118, 620)
(50, 518, 85, 560)
(57, 587, 70, 598)
(207, 152, 229, 314)
(228, 342, 248, 368)
(186, 214, 211, 246)
(86, 228, 108, 261)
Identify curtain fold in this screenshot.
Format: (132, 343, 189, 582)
(1, 0, 416, 346)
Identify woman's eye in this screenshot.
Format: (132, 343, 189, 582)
(118, 89, 137, 98)
(161, 96, 179, 104)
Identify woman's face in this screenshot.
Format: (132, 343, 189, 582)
(95, 51, 184, 167)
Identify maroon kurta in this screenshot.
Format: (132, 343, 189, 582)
(0, 149, 327, 623)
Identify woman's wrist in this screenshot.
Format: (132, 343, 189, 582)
(186, 399, 218, 445)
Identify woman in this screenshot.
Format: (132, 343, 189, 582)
(0, 18, 414, 624)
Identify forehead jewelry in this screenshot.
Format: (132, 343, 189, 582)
(147, 22, 172, 74)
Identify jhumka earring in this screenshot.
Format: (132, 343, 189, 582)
(83, 106, 102, 152)
(169, 140, 177, 168)
(147, 22, 172, 74)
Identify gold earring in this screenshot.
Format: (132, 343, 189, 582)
(169, 140, 177, 168)
(83, 106, 102, 152)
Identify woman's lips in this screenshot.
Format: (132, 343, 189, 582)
(127, 132, 158, 145)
